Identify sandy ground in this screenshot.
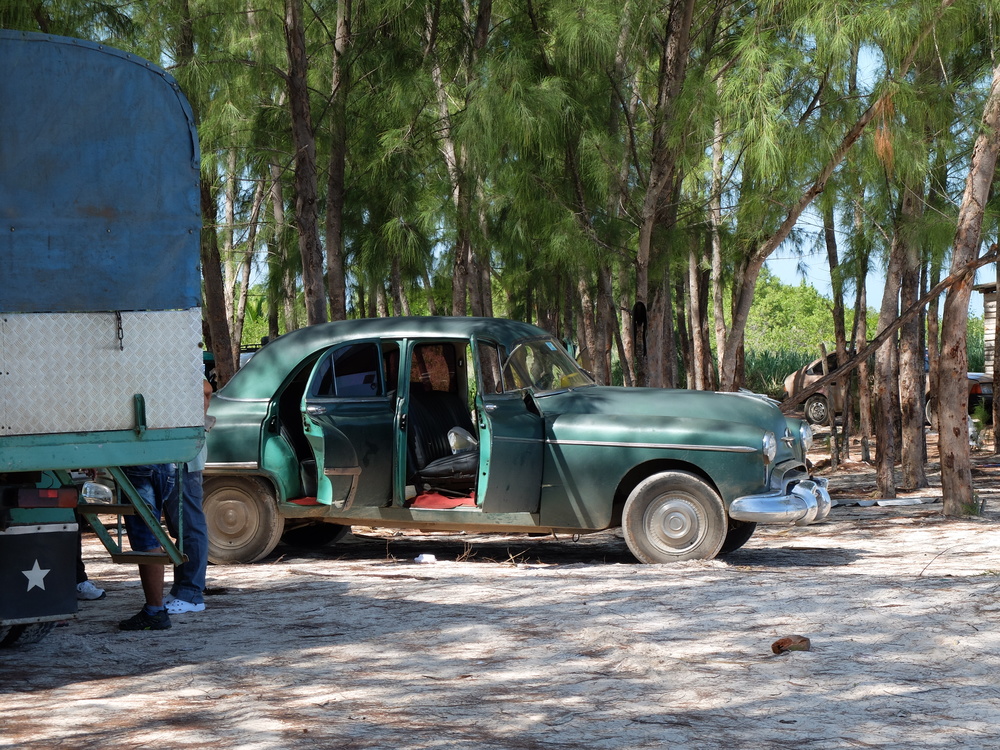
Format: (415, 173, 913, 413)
(4, 437, 1000, 749)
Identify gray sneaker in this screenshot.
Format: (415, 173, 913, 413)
(76, 580, 106, 600)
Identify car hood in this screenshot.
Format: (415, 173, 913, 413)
(537, 385, 777, 420)
(534, 385, 796, 455)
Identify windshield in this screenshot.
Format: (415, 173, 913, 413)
(502, 338, 594, 394)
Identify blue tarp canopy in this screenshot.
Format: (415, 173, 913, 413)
(0, 31, 201, 313)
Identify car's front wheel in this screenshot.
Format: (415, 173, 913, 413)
(804, 395, 829, 424)
(719, 518, 757, 554)
(204, 476, 285, 564)
(621, 471, 727, 563)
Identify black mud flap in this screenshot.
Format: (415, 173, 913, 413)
(0, 523, 78, 625)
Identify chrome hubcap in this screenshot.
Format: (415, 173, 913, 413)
(646, 494, 704, 552)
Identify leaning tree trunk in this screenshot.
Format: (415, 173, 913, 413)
(940, 63, 1000, 516)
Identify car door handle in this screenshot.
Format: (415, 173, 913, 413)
(484, 404, 497, 412)
(306, 405, 327, 416)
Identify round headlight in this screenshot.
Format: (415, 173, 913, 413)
(82, 481, 113, 503)
(800, 421, 814, 451)
(762, 431, 777, 463)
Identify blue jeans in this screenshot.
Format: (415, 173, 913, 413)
(123, 464, 207, 605)
(122, 464, 175, 553)
(164, 468, 207, 605)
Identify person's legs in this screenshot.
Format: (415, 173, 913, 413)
(164, 467, 207, 607)
(119, 465, 174, 630)
(74, 510, 106, 600)
(75, 511, 87, 585)
(136, 561, 165, 608)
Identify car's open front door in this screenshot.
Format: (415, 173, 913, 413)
(301, 340, 398, 509)
(475, 340, 543, 514)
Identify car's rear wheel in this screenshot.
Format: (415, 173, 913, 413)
(204, 476, 285, 564)
(621, 472, 727, 563)
(804, 395, 829, 425)
(718, 518, 757, 554)
(281, 522, 350, 549)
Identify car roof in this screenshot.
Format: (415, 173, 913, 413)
(219, 316, 550, 400)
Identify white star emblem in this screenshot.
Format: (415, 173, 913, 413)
(22, 560, 50, 592)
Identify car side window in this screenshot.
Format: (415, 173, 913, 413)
(311, 342, 383, 398)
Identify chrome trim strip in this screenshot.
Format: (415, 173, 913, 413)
(205, 462, 259, 470)
(324, 467, 362, 477)
(551, 439, 757, 453)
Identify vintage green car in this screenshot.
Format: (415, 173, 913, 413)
(204, 316, 830, 564)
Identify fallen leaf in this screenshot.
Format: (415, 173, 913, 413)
(772, 635, 811, 654)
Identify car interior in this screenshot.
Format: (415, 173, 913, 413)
(268, 340, 484, 509)
(405, 342, 480, 507)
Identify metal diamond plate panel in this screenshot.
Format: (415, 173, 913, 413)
(1, 309, 204, 435)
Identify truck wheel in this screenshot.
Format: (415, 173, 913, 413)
(719, 518, 757, 554)
(204, 476, 285, 564)
(0, 622, 56, 647)
(281, 523, 350, 549)
(622, 471, 726, 563)
(804, 395, 829, 425)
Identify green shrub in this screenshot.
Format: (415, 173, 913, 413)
(744, 350, 815, 399)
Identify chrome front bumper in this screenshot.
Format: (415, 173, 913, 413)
(729, 477, 831, 526)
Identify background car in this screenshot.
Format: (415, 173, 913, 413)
(782, 353, 843, 425)
(784, 355, 993, 426)
(925, 372, 993, 428)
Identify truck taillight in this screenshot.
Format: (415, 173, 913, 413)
(971, 384, 983, 396)
(16, 488, 78, 508)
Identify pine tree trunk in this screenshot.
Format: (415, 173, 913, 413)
(222, 149, 237, 330)
(200, 180, 236, 386)
(710, 108, 727, 381)
(232, 178, 266, 360)
(873, 234, 905, 499)
(898, 183, 928, 490)
(687, 243, 704, 389)
(421, 269, 438, 316)
(267, 161, 298, 333)
(634, 0, 695, 386)
(173, 0, 234, 384)
(941, 63, 1000, 516)
(325, 0, 351, 321)
(284, 0, 326, 326)
(824, 202, 848, 461)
